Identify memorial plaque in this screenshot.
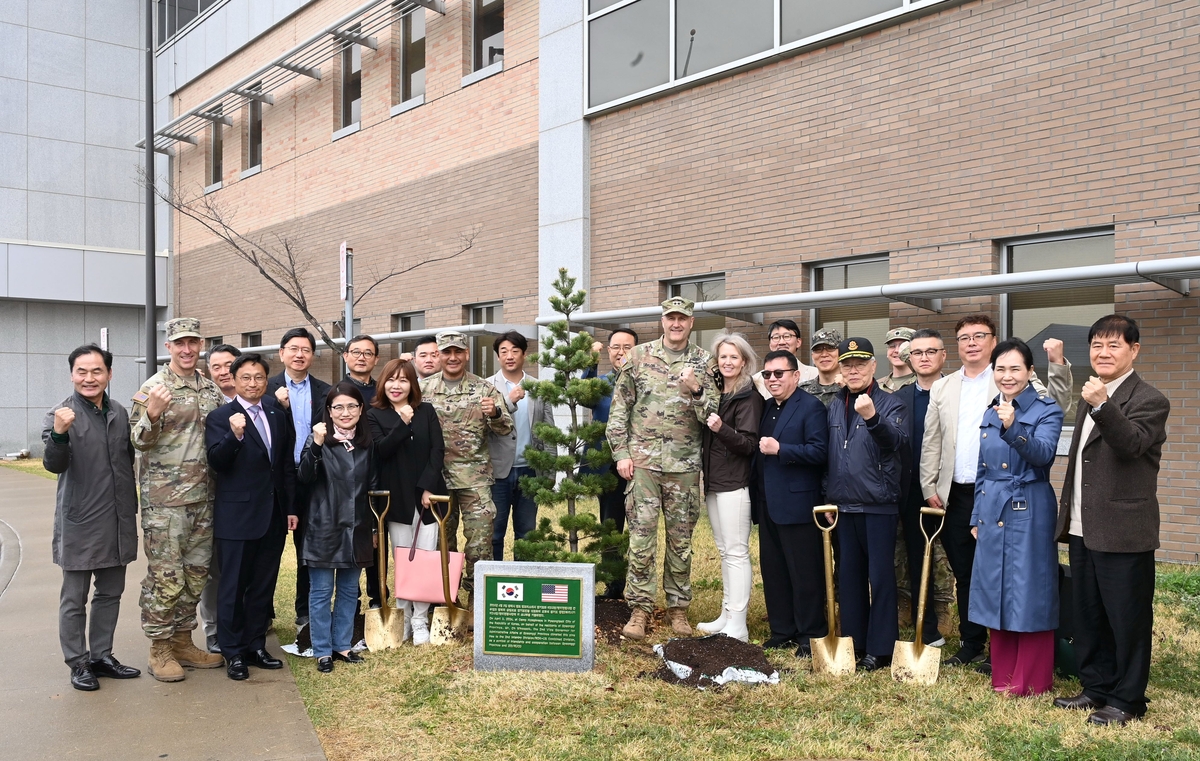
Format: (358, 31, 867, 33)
(474, 561, 595, 672)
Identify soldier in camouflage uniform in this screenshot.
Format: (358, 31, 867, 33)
(608, 297, 718, 640)
(878, 327, 917, 392)
(129, 317, 225, 681)
(799, 328, 843, 406)
(420, 330, 513, 599)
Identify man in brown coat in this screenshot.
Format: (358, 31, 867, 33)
(1053, 314, 1169, 726)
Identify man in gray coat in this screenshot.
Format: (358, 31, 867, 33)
(42, 344, 141, 691)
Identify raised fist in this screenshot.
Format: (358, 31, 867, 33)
(399, 404, 414, 424)
(146, 385, 172, 421)
(1081, 376, 1108, 408)
(399, 352, 414, 363)
(1043, 338, 1065, 365)
(312, 422, 328, 446)
(679, 367, 700, 394)
(481, 396, 498, 418)
(53, 407, 76, 434)
(994, 400, 1015, 430)
(853, 393, 876, 420)
(508, 385, 526, 405)
(229, 412, 247, 439)
(706, 412, 723, 432)
(275, 386, 290, 409)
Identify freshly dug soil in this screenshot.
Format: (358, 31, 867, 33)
(656, 634, 776, 688)
(594, 597, 629, 645)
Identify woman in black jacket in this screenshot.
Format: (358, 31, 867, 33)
(366, 359, 446, 646)
(698, 331, 763, 642)
(297, 382, 375, 673)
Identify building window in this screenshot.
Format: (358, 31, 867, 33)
(667, 275, 725, 353)
(812, 257, 889, 354)
(246, 84, 263, 170)
(157, 0, 221, 46)
(242, 331, 262, 348)
(589, 0, 669, 108)
(401, 10, 426, 101)
(208, 107, 223, 187)
(1005, 231, 1114, 400)
(468, 302, 503, 376)
(205, 336, 223, 353)
(781, 0, 902, 45)
(676, 0, 773, 79)
(391, 310, 426, 353)
(473, 0, 504, 72)
(341, 36, 362, 129)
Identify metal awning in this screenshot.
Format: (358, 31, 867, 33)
(545, 255, 1200, 329)
(138, 0, 444, 154)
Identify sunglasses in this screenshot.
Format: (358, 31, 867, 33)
(760, 369, 796, 379)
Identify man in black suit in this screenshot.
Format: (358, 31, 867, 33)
(207, 353, 296, 680)
(1053, 315, 1169, 726)
(266, 328, 331, 629)
(755, 350, 830, 656)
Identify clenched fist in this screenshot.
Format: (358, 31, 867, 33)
(1043, 338, 1065, 365)
(229, 412, 247, 439)
(145, 384, 172, 422)
(481, 396, 498, 418)
(679, 366, 701, 395)
(508, 385, 526, 405)
(706, 412, 723, 432)
(398, 404, 414, 424)
(53, 407, 76, 434)
(592, 341, 603, 354)
(853, 393, 876, 420)
(1081, 376, 1108, 408)
(399, 352, 414, 363)
(616, 458, 634, 480)
(312, 422, 328, 446)
(275, 386, 290, 409)
(994, 400, 1015, 430)
(759, 437, 780, 455)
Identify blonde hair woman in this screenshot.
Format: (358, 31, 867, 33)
(698, 331, 763, 641)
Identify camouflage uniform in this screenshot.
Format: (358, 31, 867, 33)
(421, 367, 513, 595)
(130, 365, 222, 640)
(799, 378, 842, 406)
(879, 372, 917, 392)
(607, 337, 718, 613)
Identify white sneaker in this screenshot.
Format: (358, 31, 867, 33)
(696, 609, 728, 635)
(412, 622, 430, 646)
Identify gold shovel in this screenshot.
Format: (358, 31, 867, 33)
(891, 506, 947, 685)
(364, 490, 405, 651)
(812, 504, 856, 676)
(428, 494, 471, 645)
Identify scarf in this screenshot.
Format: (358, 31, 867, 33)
(333, 424, 356, 451)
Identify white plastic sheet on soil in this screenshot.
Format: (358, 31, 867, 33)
(652, 643, 780, 689)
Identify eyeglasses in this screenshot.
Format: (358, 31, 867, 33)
(956, 332, 993, 344)
(760, 369, 796, 379)
(908, 349, 945, 358)
(330, 403, 361, 413)
(283, 345, 313, 355)
(346, 350, 376, 359)
(768, 333, 799, 343)
(236, 374, 267, 383)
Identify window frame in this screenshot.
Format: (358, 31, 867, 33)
(245, 83, 263, 172)
(391, 310, 426, 353)
(241, 331, 262, 348)
(808, 254, 890, 354)
(207, 105, 224, 189)
(340, 34, 363, 131)
(472, 0, 505, 73)
(467, 301, 504, 377)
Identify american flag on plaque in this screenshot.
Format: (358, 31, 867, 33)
(541, 583, 569, 603)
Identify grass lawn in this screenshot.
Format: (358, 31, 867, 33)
(0, 458, 55, 480)
(274, 499, 1200, 761)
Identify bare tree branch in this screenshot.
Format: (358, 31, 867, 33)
(354, 225, 480, 307)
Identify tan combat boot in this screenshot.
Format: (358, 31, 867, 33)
(622, 609, 650, 641)
(170, 631, 224, 668)
(148, 639, 186, 682)
(667, 607, 692, 637)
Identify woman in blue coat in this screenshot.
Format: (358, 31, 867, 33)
(969, 338, 1064, 696)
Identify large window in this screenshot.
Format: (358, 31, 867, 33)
(392, 311, 426, 353)
(473, 0, 504, 72)
(1005, 231, 1114, 400)
(241, 331, 262, 348)
(668, 275, 725, 353)
(157, 0, 222, 46)
(812, 257, 889, 355)
(468, 302, 503, 377)
(587, 0, 934, 111)
(245, 84, 263, 170)
(341, 37, 362, 129)
(401, 10, 426, 102)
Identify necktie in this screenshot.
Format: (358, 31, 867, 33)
(249, 405, 272, 460)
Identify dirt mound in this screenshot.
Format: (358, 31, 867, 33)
(654, 634, 778, 688)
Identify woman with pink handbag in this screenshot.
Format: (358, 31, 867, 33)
(367, 359, 446, 645)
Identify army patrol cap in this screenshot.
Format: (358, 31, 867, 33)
(165, 317, 203, 341)
(838, 337, 875, 362)
(810, 328, 843, 350)
(436, 330, 469, 351)
(884, 327, 915, 345)
(661, 297, 694, 317)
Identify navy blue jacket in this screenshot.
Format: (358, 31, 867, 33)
(205, 398, 296, 541)
(825, 382, 908, 514)
(756, 389, 829, 525)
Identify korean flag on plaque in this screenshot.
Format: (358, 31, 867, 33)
(498, 582, 523, 601)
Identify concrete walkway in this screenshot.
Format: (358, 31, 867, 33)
(0, 467, 326, 761)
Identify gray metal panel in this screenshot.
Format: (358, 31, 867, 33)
(85, 145, 140, 202)
(0, 407, 26, 452)
(26, 350, 74, 408)
(85, 0, 141, 48)
(84, 39, 140, 99)
(84, 197, 139, 250)
(83, 249, 154, 305)
(0, 76, 27, 134)
(108, 353, 140, 407)
(0, 131, 26, 188)
(0, 22, 28, 78)
(27, 28, 85, 89)
(28, 0, 84, 37)
(0, 243, 7, 297)
(204, 4, 227, 70)
(84, 302, 141, 353)
(226, 0, 249, 53)
(84, 91, 140, 149)
(26, 191, 84, 244)
(249, 0, 275, 39)
(0, 299, 26, 352)
(0, 187, 27, 239)
(8, 243, 84, 300)
(27, 300, 87, 354)
(0, 350, 28, 407)
(185, 26, 206, 83)
(0, 0, 26, 25)
(27, 137, 85, 195)
(27, 405, 52, 452)
(27, 83, 86, 142)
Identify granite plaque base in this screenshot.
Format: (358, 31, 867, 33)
(474, 561, 595, 672)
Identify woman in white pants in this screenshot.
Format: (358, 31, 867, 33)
(366, 359, 446, 645)
(698, 331, 762, 641)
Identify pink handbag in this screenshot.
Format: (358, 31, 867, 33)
(393, 515, 464, 605)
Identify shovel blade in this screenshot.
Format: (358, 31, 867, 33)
(811, 634, 856, 676)
(364, 606, 406, 651)
(891, 641, 941, 685)
(429, 605, 469, 645)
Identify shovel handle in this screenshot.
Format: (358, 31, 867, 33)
(813, 504, 839, 532)
(427, 494, 457, 609)
(920, 506, 945, 517)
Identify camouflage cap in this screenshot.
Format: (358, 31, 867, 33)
(661, 297, 694, 317)
(810, 328, 843, 350)
(165, 317, 202, 341)
(885, 327, 915, 344)
(436, 330, 469, 351)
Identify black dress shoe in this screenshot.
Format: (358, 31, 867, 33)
(974, 657, 992, 676)
(763, 634, 797, 649)
(71, 663, 99, 691)
(226, 655, 249, 681)
(1087, 705, 1137, 726)
(247, 649, 284, 669)
(90, 654, 141, 679)
(944, 645, 985, 666)
(332, 651, 364, 664)
(316, 656, 334, 673)
(856, 654, 891, 672)
(794, 643, 812, 658)
(1054, 693, 1105, 711)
